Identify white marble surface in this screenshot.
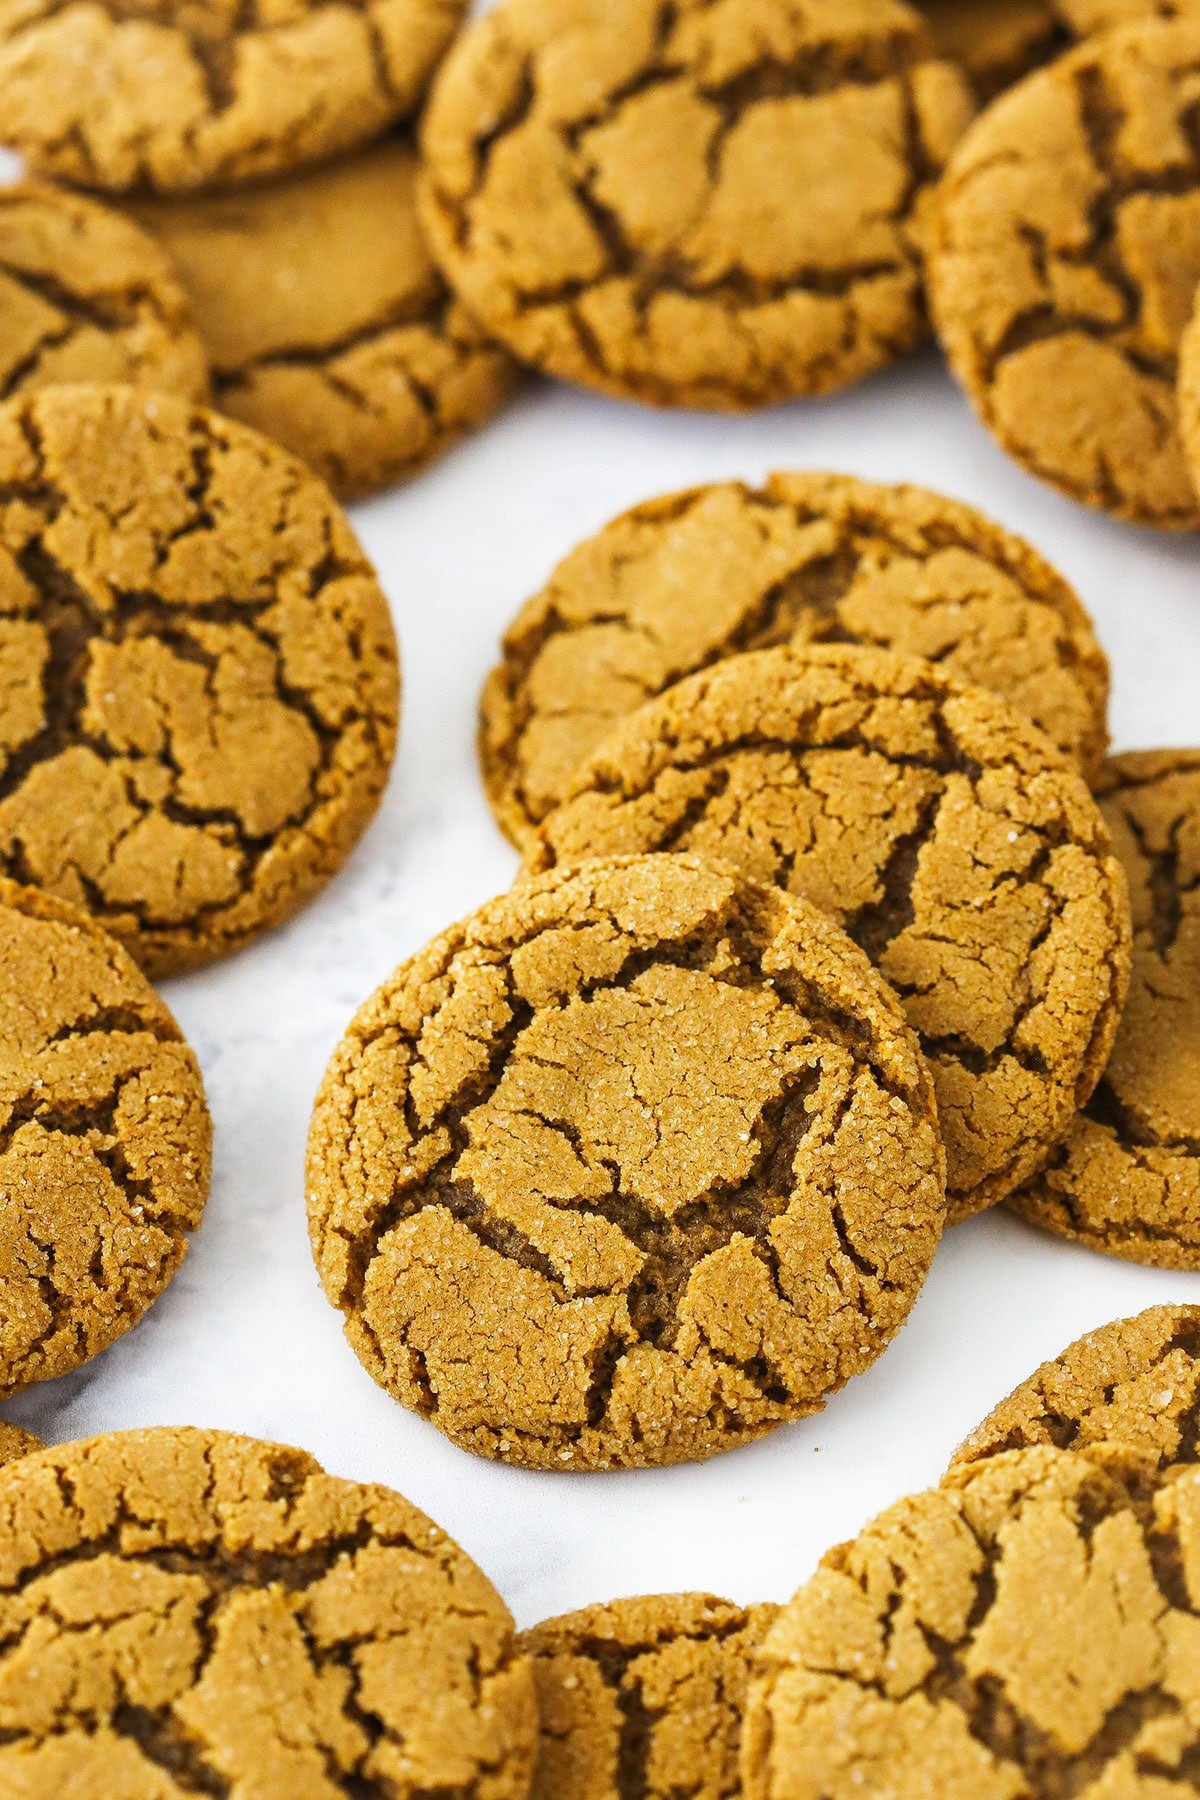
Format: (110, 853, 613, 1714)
(7, 349, 1200, 1631)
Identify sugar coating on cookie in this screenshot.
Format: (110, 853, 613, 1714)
(0, 1427, 538, 1795)
(0, 181, 209, 405)
(525, 645, 1131, 1222)
(0, 880, 211, 1397)
(522, 1592, 779, 1800)
(0, 0, 467, 194)
(307, 854, 946, 1471)
(1009, 751, 1200, 1266)
(929, 20, 1200, 527)
(951, 1305, 1200, 1480)
(129, 140, 519, 502)
(0, 383, 399, 975)
(919, 0, 1064, 99)
(480, 474, 1109, 848)
(419, 0, 975, 408)
(743, 1445, 1200, 1797)
(0, 1422, 42, 1467)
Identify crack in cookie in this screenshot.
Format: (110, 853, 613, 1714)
(306, 854, 946, 1471)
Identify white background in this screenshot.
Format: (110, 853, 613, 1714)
(7, 346, 1200, 1631)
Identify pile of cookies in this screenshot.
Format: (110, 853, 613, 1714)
(0, 0, 1196, 1792)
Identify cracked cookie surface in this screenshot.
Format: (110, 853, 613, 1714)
(524, 645, 1131, 1222)
(0, 1426, 538, 1796)
(0, 1423, 42, 1467)
(952, 1306, 1200, 1488)
(480, 474, 1109, 850)
(129, 139, 520, 502)
(0, 383, 400, 976)
(743, 1445, 1200, 1798)
(1008, 751, 1200, 1266)
(0, 879, 211, 1397)
(522, 1592, 779, 1800)
(919, 0, 1064, 99)
(0, 0, 468, 194)
(929, 19, 1200, 527)
(0, 181, 208, 408)
(306, 854, 946, 1471)
(418, 0, 975, 409)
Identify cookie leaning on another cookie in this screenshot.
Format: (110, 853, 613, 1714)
(419, 0, 975, 408)
(0, 880, 211, 1397)
(524, 645, 1132, 1223)
(1008, 750, 1200, 1266)
(307, 853, 946, 1471)
(0, 180, 208, 405)
(0, 383, 400, 975)
(0, 1423, 42, 1467)
(0, 1427, 538, 1795)
(480, 473, 1110, 849)
(128, 140, 520, 503)
(522, 1593, 778, 1800)
(929, 19, 1200, 527)
(0, 0, 468, 193)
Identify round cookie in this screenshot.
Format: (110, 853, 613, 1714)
(0, 0, 468, 195)
(0, 383, 400, 976)
(129, 140, 520, 502)
(0, 1423, 42, 1467)
(418, 0, 976, 409)
(1008, 750, 1200, 1266)
(919, 0, 1064, 99)
(0, 879, 211, 1396)
(929, 20, 1200, 528)
(951, 1305, 1200, 1481)
(522, 1593, 779, 1800)
(524, 645, 1132, 1222)
(481, 474, 1110, 849)
(743, 1445, 1200, 1798)
(307, 853, 946, 1472)
(0, 1427, 538, 1795)
(0, 180, 208, 405)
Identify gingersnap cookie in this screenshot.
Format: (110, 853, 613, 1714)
(0, 879, 211, 1397)
(0, 383, 399, 976)
(920, 0, 1064, 99)
(418, 0, 975, 409)
(0, 0, 467, 195)
(481, 474, 1109, 850)
(525, 645, 1132, 1222)
(129, 139, 519, 502)
(951, 1306, 1200, 1486)
(523, 1593, 779, 1800)
(1007, 750, 1200, 1266)
(743, 1445, 1200, 1798)
(929, 20, 1200, 528)
(307, 854, 946, 1471)
(0, 1423, 41, 1467)
(0, 180, 208, 406)
(0, 1426, 538, 1795)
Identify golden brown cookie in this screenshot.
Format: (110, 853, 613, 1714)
(930, 19, 1200, 528)
(0, 0, 467, 194)
(951, 1306, 1200, 1485)
(525, 645, 1131, 1222)
(1054, 0, 1200, 32)
(0, 1426, 538, 1795)
(523, 1593, 779, 1800)
(480, 474, 1110, 850)
(0, 383, 400, 976)
(1175, 281, 1200, 494)
(129, 140, 520, 502)
(743, 1445, 1200, 1798)
(307, 854, 946, 1472)
(0, 1422, 41, 1466)
(919, 0, 1064, 99)
(1008, 751, 1200, 1266)
(0, 180, 208, 406)
(418, 0, 975, 409)
(0, 879, 211, 1397)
